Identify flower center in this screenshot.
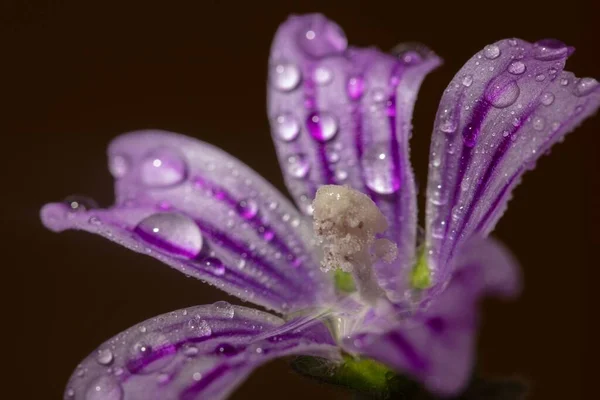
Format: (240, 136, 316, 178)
(312, 185, 397, 304)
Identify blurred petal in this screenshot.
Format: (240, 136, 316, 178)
(41, 130, 334, 313)
(62, 304, 339, 400)
(426, 38, 599, 283)
(343, 237, 520, 395)
(267, 14, 441, 300)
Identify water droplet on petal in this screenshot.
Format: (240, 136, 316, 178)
(508, 61, 526, 75)
(66, 388, 75, 398)
(212, 301, 235, 318)
(129, 332, 175, 374)
(297, 18, 347, 58)
(574, 77, 598, 97)
(204, 257, 225, 276)
(140, 148, 187, 188)
(461, 74, 473, 87)
(182, 344, 199, 357)
(541, 92, 555, 106)
(215, 343, 238, 356)
(84, 376, 123, 400)
(560, 78, 569, 86)
(96, 349, 114, 366)
(483, 44, 500, 59)
(327, 151, 340, 163)
(270, 63, 301, 91)
(532, 39, 569, 61)
(273, 113, 300, 142)
(361, 144, 400, 194)
(134, 212, 203, 259)
(439, 108, 458, 134)
(287, 154, 310, 179)
(533, 116, 545, 131)
(108, 154, 129, 178)
(236, 199, 258, 219)
(314, 67, 333, 85)
(306, 111, 338, 142)
(486, 80, 520, 109)
(335, 169, 348, 181)
(347, 76, 365, 100)
(535, 74, 546, 82)
(64, 196, 98, 212)
(186, 316, 212, 337)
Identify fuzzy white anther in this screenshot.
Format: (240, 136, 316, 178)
(312, 185, 397, 303)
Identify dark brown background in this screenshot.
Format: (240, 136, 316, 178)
(3, 0, 598, 399)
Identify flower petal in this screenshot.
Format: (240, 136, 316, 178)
(62, 304, 339, 400)
(267, 14, 441, 300)
(343, 237, 520, 395)
(426, 38, 599, 283)
(41, 130, 334, 313)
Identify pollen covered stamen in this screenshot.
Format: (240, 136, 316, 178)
(313, 185, 397, 303)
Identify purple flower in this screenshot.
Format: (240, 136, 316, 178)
(41, 14, 599, 400)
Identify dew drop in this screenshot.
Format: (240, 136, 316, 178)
(347, 76, 365, 100)
(535, 74, 546, 82)
(140, 148, 187, 188)
(508, 61, 526, 75)
(327, 151, 340, 163)
(541, 92, 555, 106)
(335, 169, 348, 181)
(461, 74, 473, 87)
(287, 154, 310, 179)
(134, 212, 203, 259)
(64, 196, 98, 212)
(314, 67, 333, 85)
(182, 344, 199, 357)
(370, 88, 387, 104)
(297, 18, 347, 58)
(483, 44, 500, 59)
(439, 108, 458, 133)
(212, 301, 235, 319)
(186, 317, 212, 337)
(532, 39, 569, 61)
(560, 78, 569, 86)
(215, 343, 238, 356)
(270, 63, 301, 91)
(361, 144, 400, 194)
(84, 376, 123, 400)
(273, 113, 300, 142)
(574, 77, 598, 97)
(95, 349, 114, 366)
(486, 80, 520, 109)
(129, 332, 175, 374)
(533, 116, 545, 131)
(236, 199, 258, 220)
(108, 154, 129, 178)
(306, 111, 338, 142)
(204, 257, 225, 276)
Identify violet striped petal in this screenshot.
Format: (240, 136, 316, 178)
(61, 304, 339, 400)
(267, 14, 441, 300)
(41, 130, 334, 313)
(426, 38, 600, 285)
(343, 237, 520, 395)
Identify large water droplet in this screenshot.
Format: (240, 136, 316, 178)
(287, 154, 310, 178)
(212, 301, 235, 318)
(134, 212, 203, 259)
(204, 257, 226, 276)
(314, 67, 333, 85)
(108, 154, 129, 178)
(347, 76, 365, 100)
(541, 92, 555, 106)
(273, 113, 300, 142)
(306, 112, 338, 142)
(84, 376, 123, 400)
(140, 148, 187, 188)
(129, 332, 175, 374)
(486, 80, 520, 108)
(186, 316, 212, 337)
(508, 61, 526, 75)
(532, 39, 569, 61)
(483, 44, 501, 59)
(574, 77, 598, 97)
(95, 349, 114, 366)
(361, 144, 400, 194)
(461, 74, 473, 87)
(236, 199, 258, 220)
(270, 63, 301, 91)
(439, 108, 458, 133)
(64, 196, 98, 212)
